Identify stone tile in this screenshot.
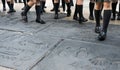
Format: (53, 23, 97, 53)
(32, 39, 120, 70)
(0, 33, 62, 70)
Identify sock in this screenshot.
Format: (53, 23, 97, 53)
(94, 10, 101, 27)
(103, 10, 111, 33)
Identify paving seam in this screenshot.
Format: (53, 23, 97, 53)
(29, 39, 64, 70)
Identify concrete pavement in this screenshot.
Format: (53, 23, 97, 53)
(0, 1, 120, 70)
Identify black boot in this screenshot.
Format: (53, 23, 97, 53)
(54, 3, 59, 19)
(98, 10, 111, 41)
(21, 5, 31, 22)
(2, 0, 6, 11)
(11, 4, 16, 12)
(7, 2, 16, 13)
(62, 0, 65, 12)
(117, 4, 120, 20)
(66, 3, 71, 17)
(89, 2, 95, 20)
(35, 5, 45, 24)
(73, 4, 78, 21)
(78, 5, 87, 24)
(111, 2, 117, 20)
(50, 0, 55, 11)
(70, 0, 74, 6)
(94, 10, 101, 33)
(41, 1, 46, 13)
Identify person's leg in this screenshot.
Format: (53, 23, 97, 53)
(40, 0, 46, 13)
(76, 0, 88, 23)
(1, 0, 6, 11)
(50, 0, 55, 11)
(7, 0, 16, 13)
(117, 1, 120, 20)
(65, 0, 71, 17)
(94, 2, 102, 33)
(54, 0, 59, 19)
(35, 0, 45, 24)
(98, 1, 112, 41)
(70, 0, 74, 6)
(21, 0, 34, 22)
(89, 0, 95, 20)
(111, 1, 118, 20)
(62, 0, 65, 12)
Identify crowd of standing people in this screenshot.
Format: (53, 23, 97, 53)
(0, 0, 120, 41)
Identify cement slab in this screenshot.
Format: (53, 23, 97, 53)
(32, 39, 120, 70)
(0, 33, 61, 70)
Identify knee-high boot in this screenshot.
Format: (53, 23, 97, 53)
(54, 3, 59, 19)
(117, 4, 120, 20)
(89, 2, 95, 20)
(111, 2, 117, 20)
(78, 5, 87, 23)
(98, 10, 111, 41)
(21, 5, 31, 22)
(94, 10, 101, 33)
(35, 5, 45, 24)
(2, 0, 6, 11)
(73, 4, 78, 21)
(7, 2, 16, 13)
(41, 1, 46, 13)
(66, 3, 71, 17)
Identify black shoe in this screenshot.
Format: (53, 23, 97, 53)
(81, 17, 88, 22)
(36, 19, 46, 24)
(7, 9, 16, 13)
(117, 15, 120, 20)
(89, 16, 94, 20)
(21, 12, 28, 22)
(44, 6, 47, 8)
(73, 16, 78, 21)
(50, 8, 54, 11)
(98, 31, 106, 41)
(3, 8, 6, 11)
(67, 9, 71, 17)
(95, 26, 101, 33)
(111, 16, 115, 20)
(54, 14, 58, 19)
(21, 7, 25, 10)
(79, 17, 88, 24)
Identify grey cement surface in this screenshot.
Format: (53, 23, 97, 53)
(0, 1, 120, 70)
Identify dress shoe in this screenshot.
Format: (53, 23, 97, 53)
(95, 26, 101, 33)
(98, 31, 106, 41)
(36, 19, 45, 24)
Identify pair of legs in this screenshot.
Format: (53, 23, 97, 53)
(89, 0, 103, 20)
(111, 0, 118, 20)
(94, 0, 111, 41)
(40, 0, 46, 13)
(1, 0, 6, 11)
(54, 0, 71, 19)
(73, 0, 88, 23)
(22, 0, 29, 10)
(21, 0, 45, 24)
(7, 0, 16, 13)
(118, 1, 120, 20)
(89, 0, 95, 20)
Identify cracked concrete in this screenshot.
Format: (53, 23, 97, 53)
(0, 0, 120, 70)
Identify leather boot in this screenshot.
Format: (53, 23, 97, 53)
(21, 5, 31, 22)
(89, 2, 94, 20)
(54, 3, 59, 19)
(94, 10, 101, 33)
(73, 4, 78, 21)
(98, 10, 111, 41)
(35, 5, 45, 24)
(66, 3, 71, 17)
